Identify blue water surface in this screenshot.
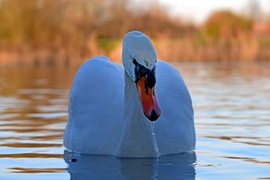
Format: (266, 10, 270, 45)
(0, 61, 270, 180)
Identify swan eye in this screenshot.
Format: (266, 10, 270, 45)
(133, 58, 156, 87)
(145, 70, 155, 88)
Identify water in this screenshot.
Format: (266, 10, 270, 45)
(152, 122, 155, 135)
(0, 61, 270, 179)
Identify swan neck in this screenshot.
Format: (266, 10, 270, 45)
(116, 71, 159, 158)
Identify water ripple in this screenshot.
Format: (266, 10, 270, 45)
(1, 63, 270, 179)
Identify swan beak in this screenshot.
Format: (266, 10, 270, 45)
(136, 76, 161, 121)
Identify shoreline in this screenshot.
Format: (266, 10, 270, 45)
(1, 38, 270, 67)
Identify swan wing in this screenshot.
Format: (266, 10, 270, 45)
(155, 60, 196, 154)
(64, 56, 124, 155)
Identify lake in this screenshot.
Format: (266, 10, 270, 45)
(0, 61, 270, 179)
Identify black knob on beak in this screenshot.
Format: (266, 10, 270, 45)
(146, 71, 156, 88)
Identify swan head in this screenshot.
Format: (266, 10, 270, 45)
(122, 31, 161, 121)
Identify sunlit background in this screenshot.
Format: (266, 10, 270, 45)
(0, 0, 270, 66)
(0, 0, 270, 179)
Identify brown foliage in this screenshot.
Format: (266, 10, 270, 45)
(0, 0, 198, 66)
(0, 1, 270, 67)
(204, 10, 253, 39)
(0, 0, 195, 45)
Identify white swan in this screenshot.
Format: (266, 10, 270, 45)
(63, 31, 195, 158)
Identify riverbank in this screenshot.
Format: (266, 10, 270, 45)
(1, 37, 270, 67)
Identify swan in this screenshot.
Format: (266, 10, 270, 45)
(63, 31, 196, 158)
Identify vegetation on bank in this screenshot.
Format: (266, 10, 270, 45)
(0, 0, 270, 67)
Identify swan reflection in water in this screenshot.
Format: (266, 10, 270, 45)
(64, 150, 196, 179)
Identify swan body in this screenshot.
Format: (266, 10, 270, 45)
(64, 31, 196, 158)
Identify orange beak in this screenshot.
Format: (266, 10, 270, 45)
(136, 76, 161, 121)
